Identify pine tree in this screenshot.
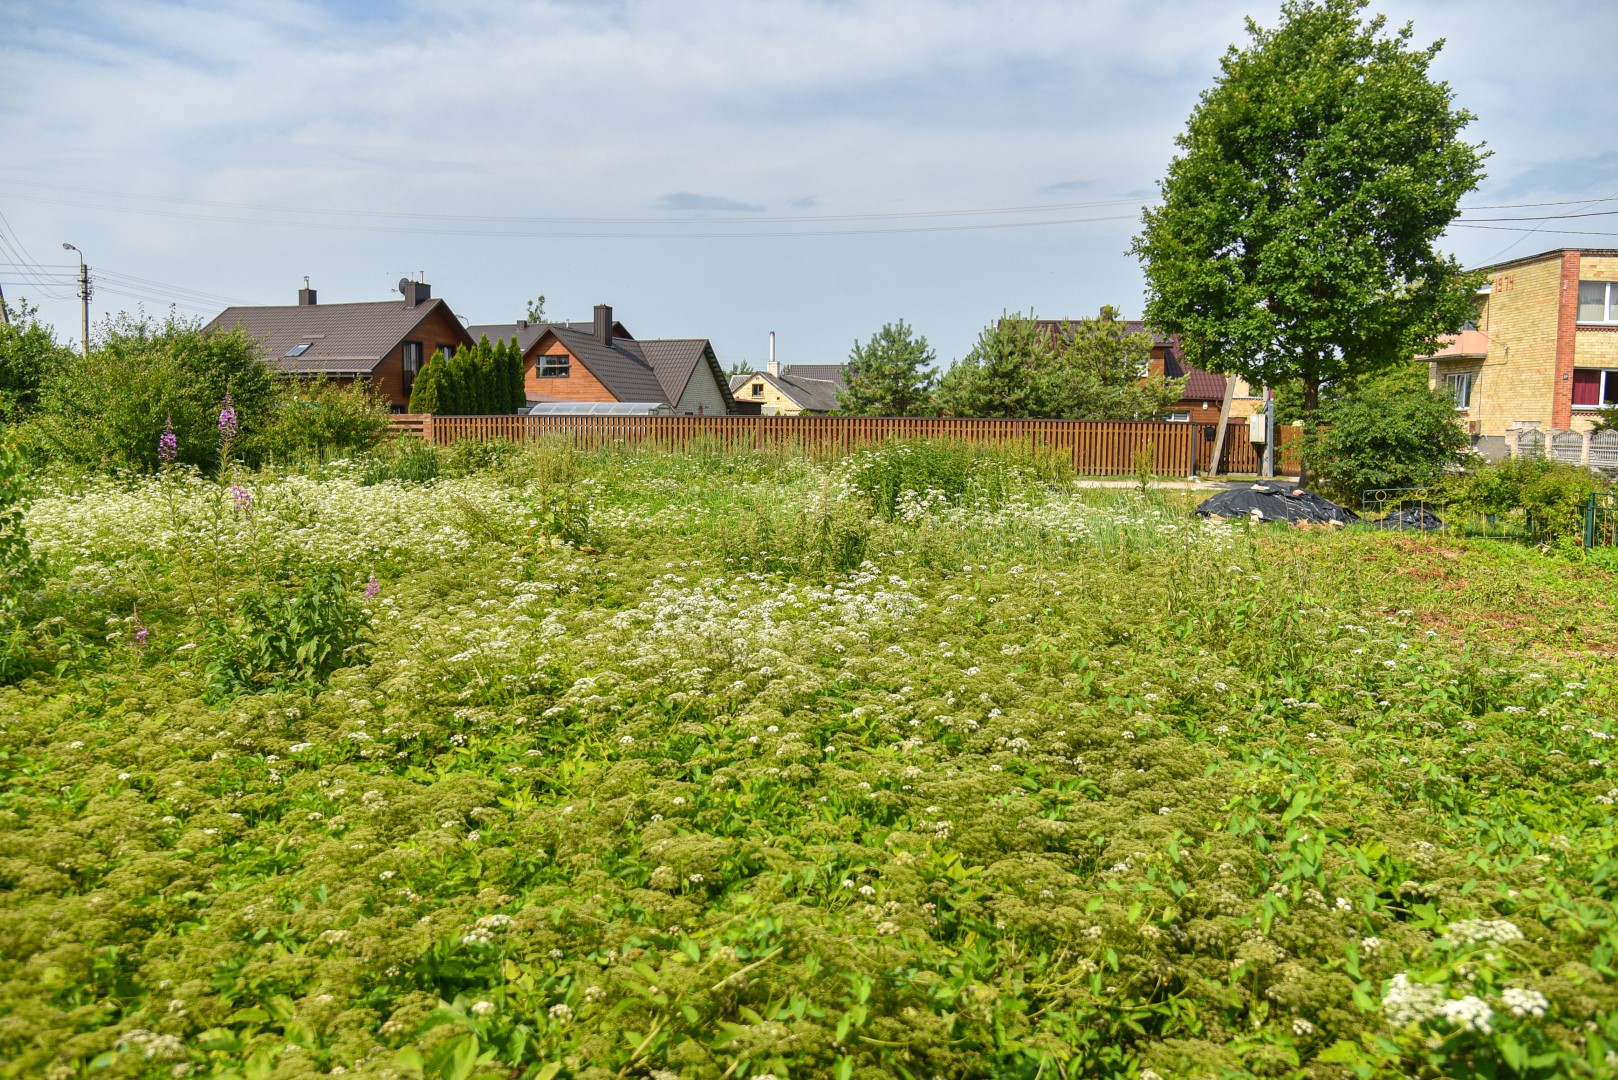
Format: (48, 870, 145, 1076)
(838, 321, 937, 417)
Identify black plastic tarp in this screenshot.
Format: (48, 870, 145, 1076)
(1194, 484, 1360, 525)
(1376, 505, 1444, 531)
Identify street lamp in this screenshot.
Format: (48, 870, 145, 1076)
(62, 242, 89, 357)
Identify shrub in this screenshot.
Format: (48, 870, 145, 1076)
(1443, 457, 1609, 540)
(0, 301, 73, 422)
(1300, 378, 1468, 502)
(360, 436, 441, 485)
(250, 379, 393, 463)
(0, 446, 35, 682)
(19, 313, 276, 471)
(202, 569, 370, 700)
(443, 437, 520, 478)
(842, 438, 1070, 520)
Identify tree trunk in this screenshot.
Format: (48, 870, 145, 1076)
(1298, 376, 1321, 488)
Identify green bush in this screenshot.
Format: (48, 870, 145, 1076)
(843, 438, 1070, 520)
(250, 379, 393, 463)
(1444, 457, 1609, 541)
(0, 300, 73, 422)
(17, 313, 276, 472)
(202, 569, 370, 700)
(1300, 378, 1468, 502)
(443, 437, 520, 478)
(360, 436, 441, 485)
(0, 446, 35, 682)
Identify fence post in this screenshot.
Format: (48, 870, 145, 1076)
(422, 414, 434, 446)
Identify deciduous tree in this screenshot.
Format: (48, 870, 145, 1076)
(1132, 0, 1486, 422)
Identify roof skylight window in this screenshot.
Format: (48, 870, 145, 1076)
(285, 342, 313, 357)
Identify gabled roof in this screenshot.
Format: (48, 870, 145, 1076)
(1160, 350, 1227, 400)
(206, 299, 471, 375)
(466, 319, 632, 354)
(1033, 318, 1178, 349)
(638, 338, 738, 410)
(781, 363, 847, 389)
(735, 369, 843, 413)
(542, 326, 669, 404)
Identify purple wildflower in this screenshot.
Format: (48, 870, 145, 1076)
(218, 395, 238, 442)
(158, 427, 178, 463)
(230, 485, 253, 509)
(135, 626, 149, 648)
(364, 573, 381, 599)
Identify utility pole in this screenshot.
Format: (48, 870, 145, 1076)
(0, 280, 9, 327)
(1260, 388, 1276, 479)
(62, 242, 90, 357)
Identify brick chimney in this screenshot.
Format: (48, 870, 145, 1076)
(400, 279, 432, 308)
(593, 304, 612, 347)
(298, 278, 316, 306)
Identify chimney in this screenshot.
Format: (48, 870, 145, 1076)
(516, 319, 528, 330)
(767, 330, 779, 377)
(593, 304, 612, 347)
(399, 278, 431, 308)
(298, 277, 316, 306)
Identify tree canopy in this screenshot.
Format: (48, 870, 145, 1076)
(838, 321, 938, 417)
(936, 309, 1183, 420)
(1131, 0, 1486, 415)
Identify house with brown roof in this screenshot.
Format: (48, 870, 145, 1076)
(729, 362, 847, 415)
(1033, 317, 1263, 422)
(206, 280, 473, 411)
(468, 305, 737, 415)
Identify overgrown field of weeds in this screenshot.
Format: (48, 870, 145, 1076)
(3, 437, 1617, 1080)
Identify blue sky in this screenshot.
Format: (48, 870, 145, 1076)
(2, 0, 1616, 368)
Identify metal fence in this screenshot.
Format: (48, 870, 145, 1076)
(1588, 492, 1618, 549)
(388, 413, 1303, 478)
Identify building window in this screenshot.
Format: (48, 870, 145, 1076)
(285, 342, 313, 357)
(437, 344, 455, 360)
(1164, 411, 1190, 422)
(1573, 368, 1618, 408)
(538, 352, 570, 377)
(1578, 281, 1618, 324)
(1444, 372, 1474, 409)
(402, 340, 423, 395)
(751, 382, 764, 396)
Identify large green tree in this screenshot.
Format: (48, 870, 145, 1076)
(838, 321, 937, 417)
(1131, 0, 1486, 420)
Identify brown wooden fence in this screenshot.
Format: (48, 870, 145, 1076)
(389, 414, 1302, 477)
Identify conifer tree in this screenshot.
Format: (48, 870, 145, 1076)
(406, 355, 443, 414)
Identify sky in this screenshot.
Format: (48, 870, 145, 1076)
(3, 0, 1617, 369)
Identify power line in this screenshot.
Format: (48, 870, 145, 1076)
(1459, 194, 1618, 211)
(1453, 224, 1618, 237)
(0, 191, 1140, 238)
(0, 177, 1140, 226)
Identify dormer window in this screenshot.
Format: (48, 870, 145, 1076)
(285, 342, 313, 357)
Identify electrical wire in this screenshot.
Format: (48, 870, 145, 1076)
(0, 177, 1141, 226)
(0, 191, 1140, 238)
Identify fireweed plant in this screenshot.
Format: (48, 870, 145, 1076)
(1, 439, 1616, 1079)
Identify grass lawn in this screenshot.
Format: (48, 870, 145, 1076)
(2, 439, 1615, 1079)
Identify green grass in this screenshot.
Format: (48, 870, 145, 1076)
(2, 440, 1616, 1079)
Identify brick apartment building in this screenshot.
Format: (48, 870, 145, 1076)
(1428, 248, 1618, 458)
